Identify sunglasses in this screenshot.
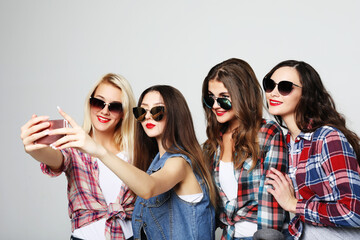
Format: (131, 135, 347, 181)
(203, 95, 232, 110)
(89, 97, 123, 114)
(263, 77, 302, 96)
(133, 106, 165, 122)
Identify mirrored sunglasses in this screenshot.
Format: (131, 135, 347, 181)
(203, 95, 232, 110)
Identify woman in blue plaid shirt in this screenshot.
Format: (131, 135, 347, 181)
(202, 58, 290, 240)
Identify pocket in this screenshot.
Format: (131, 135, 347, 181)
(146, 191, 171, 208)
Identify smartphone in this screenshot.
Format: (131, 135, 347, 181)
(36, 119, 69, 145)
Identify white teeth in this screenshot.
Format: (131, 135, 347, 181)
(98, 116, 110, 121)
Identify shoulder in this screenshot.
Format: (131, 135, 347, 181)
(166, 152, 192, 166)
(312, 125, 347, 142)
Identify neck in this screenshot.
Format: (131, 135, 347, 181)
(92, 130, 119, 154)
(282, 114, 301, 140)
(157, 137, 166, 157)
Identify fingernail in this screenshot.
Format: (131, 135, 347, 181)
(49, 144, 56, 150)
(57, 106, 61, 111)
(44, 130, 50, 135)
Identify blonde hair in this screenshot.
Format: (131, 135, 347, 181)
(83, 73, 136, 160)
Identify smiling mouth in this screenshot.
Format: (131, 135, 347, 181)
(269, 99, 282, 106)
(97, 116, 110, 123)
(215, 111, 226, 116)
(146, 123, 155, 129)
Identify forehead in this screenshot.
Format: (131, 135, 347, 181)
(141, 91, 164, 105)
(208, 79, 229, 93)
(94, 82, 123, 101)
(271, 67, 301, 84)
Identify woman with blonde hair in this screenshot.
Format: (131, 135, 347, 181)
(21, 73, 136, 240)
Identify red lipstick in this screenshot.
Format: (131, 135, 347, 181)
(269, 99, 282, 106)
(97, 116, 110, 123)
(146, 123, 155, 129)
(215, 111, 226, 116)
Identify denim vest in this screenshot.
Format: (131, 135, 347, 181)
(132, 151, 215, 240)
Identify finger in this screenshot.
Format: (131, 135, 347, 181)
(265, 179, 281, 191)
(285, 174, 294, 188)
(269, 167, 287, 182)
(25, 142, 50, 152)
(21, 115, 50, 138)
(266, 187, 278, 198)
(51, 134, 79, 147)
(23, 129, 51, 146)
(57, 106, 79, 128)
(266, 173, 281, 182)
(21, 121, 51, 141)
(50, 127, 78, 136)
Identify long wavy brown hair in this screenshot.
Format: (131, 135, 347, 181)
(202, 58, 263, 170)
(133, 85, 217, 207)
(264, 60, 360, 163)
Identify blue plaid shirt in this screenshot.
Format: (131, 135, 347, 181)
(287, 126, 360, 239)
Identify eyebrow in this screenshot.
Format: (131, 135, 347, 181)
(94, 94, 122, 103)
(208, 90, 230, 96)
(141, 102, 164, 107)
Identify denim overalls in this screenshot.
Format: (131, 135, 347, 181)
(132, 151, 215, 240)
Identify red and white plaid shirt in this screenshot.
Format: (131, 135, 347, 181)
(41, 148, 135, 240)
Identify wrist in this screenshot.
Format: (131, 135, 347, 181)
(290, 198, 298, 214)
(94, 145, 108, 159)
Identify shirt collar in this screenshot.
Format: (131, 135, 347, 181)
(286, 130, 314, 143)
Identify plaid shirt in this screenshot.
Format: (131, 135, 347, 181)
(287, 126, 360, 240)
(41, 148, 135, 240)
(213, 119, 288, 240)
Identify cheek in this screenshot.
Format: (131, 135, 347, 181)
(265, 93, 271, 100)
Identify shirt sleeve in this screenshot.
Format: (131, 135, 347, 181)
(257, 123, 288, 230)
(40, 148, 71, 177)
(296, 129, 360, 227)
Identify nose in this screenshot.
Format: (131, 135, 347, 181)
(100, 104, 111, 115)
(269, 85, 280, 97)
(212, 99, 220, 109)
(144, 109, 152, 119)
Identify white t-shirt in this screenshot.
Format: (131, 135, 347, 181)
(72, 152, 133, 240)
(219, 160, 257, 238)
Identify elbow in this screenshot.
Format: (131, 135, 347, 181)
(135, 183, 156, 200)
(138, 189, 155, 200)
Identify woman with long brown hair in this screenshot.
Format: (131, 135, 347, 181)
(202, 58, 289, 239)
(263, 60, 360, 239)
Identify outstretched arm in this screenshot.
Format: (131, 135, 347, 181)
(50, 108, 188, 199)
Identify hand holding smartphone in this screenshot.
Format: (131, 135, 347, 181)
(36, 119, 69, 145)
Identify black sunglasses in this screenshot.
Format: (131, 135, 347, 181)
(263, 77, 302, 96)
(203, 95, 232, 110)
(133, 106, 165, 122)
(89, 97, 123, 114)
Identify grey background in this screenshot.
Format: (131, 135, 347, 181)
(1, 1, 359, 239)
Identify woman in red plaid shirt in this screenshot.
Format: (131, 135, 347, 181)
(21, 73, 136, 240)
(202, 58, 290, 240)
(263, 60, 360, 239)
